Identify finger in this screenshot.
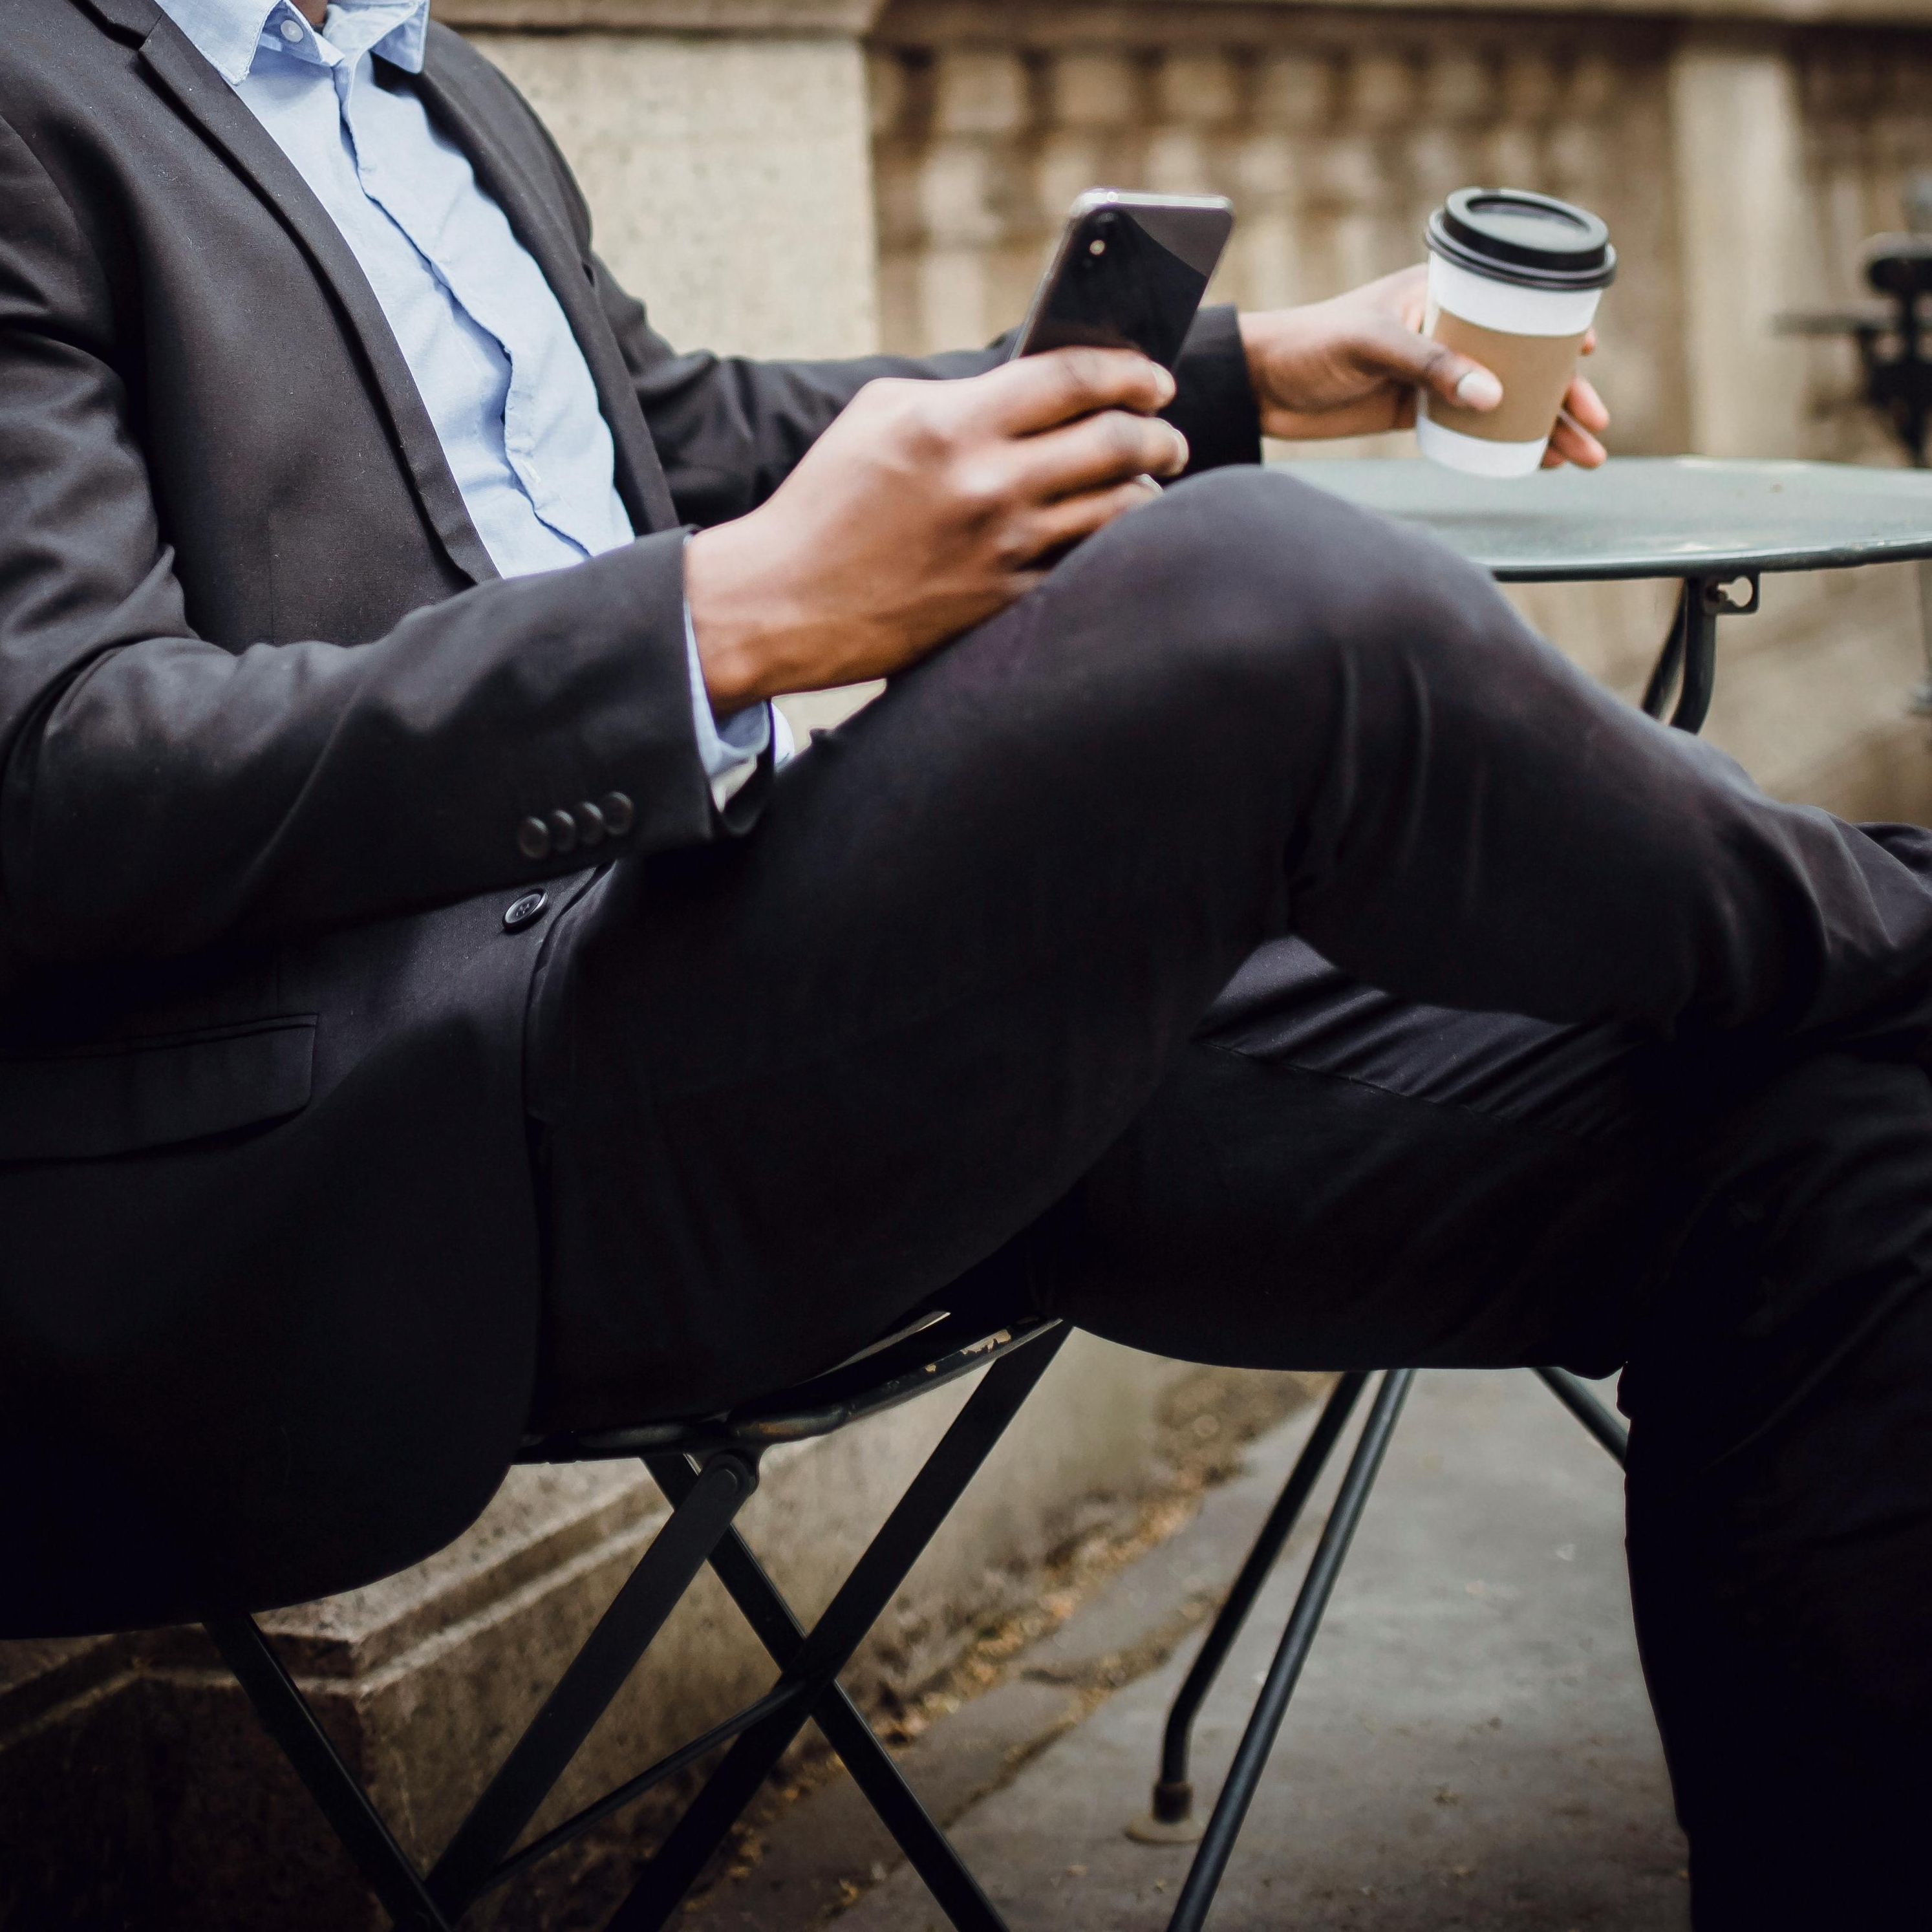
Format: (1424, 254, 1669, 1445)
(1385, 261, 1430, 333)
(1563, 372, 1610, 433)
(976, 346, 1177, 435)
(1012, 408, 1190, 500)
(1020, 477, 1163, 560)
(1355, 319, 1503, 412)
(1544, 410, 1607, 469)
(1579, 328, 1598, 357)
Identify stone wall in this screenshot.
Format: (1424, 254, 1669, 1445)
(867, 5, 1932, 466)
(469, 26, 881, 358)
(870, 3, 1690, 452)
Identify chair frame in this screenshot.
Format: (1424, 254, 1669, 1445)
(207, 1309, 1070, 1932)
(206, 1333, 1624, 1932)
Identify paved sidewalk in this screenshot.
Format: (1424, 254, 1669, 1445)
(690, 1368, 1689, 1932)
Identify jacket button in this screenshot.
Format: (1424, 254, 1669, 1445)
(599, 791, 635, 837)
(503, 890, 548, 932)
(517, 815, 550, 859)
(547, 808, 578, 856)
(575, 800, 606, 848)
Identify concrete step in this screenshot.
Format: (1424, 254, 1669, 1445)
(692, 1367, 1687, 1932)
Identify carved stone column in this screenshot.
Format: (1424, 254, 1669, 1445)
(435, 0, 892, 358)
(1669, 27, 1813, 455)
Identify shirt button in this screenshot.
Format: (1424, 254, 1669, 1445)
(516, 815, 550, 860)
(546, 808, 579, 857)
(503, 891, 548, 932)
(599, 791, 635, 838)
(277, 17, 303, 39)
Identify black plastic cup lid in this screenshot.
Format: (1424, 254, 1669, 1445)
(1426, 188, 1616, 292)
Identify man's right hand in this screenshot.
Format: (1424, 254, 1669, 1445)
(684, 347, 1188, 707)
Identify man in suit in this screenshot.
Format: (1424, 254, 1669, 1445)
(3, 0, 1931, 1916)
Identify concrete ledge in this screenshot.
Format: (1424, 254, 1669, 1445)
(436, 0, 1932, 30)
(435, 0, 884, 35)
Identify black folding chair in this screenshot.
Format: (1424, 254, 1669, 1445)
(206, 1305, 1069, 1932)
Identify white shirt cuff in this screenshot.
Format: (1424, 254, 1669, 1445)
(682, 594, 771, 813)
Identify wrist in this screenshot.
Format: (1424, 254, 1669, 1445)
(1237, 306, 1322, 433)
(1237, 308, 1292, 405)
(685, 522, 789, 711)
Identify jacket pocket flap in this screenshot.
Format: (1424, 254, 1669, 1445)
(0, 1016, 317, 1162)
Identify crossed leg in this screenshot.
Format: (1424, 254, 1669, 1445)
(1044, 938, 1932, 1926)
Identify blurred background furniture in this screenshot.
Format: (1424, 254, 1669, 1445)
(1778, 171, 1932, 708)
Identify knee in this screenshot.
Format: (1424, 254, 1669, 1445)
(1058, 464, 1530, 706)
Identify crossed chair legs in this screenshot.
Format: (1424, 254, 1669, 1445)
(209, 1324, 1068, 1932)
(209, 1341, 1626, 1932)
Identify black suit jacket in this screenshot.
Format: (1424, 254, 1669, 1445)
(0, 0, 1260, 1635)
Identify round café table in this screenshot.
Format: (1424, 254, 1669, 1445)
(1275, 454, 1932, 732)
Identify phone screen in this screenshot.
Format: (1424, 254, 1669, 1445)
(1013, 194, 1234, 370)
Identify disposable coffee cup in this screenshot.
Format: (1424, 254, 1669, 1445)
(1415, 188, 1616, 478)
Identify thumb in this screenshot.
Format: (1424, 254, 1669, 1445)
(1366, 321, 1503, 412)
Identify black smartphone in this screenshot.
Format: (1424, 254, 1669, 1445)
(1011, 190, 1235, 369)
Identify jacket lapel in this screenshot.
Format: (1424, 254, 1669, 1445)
(137, 19, 500, 585)
(411, 48, 680, 536)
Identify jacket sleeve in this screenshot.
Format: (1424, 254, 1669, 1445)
(593, 268, 1264, 528)
(0, 113, 720, 967)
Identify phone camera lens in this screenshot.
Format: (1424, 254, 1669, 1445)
(1088, 237, 1107, 256)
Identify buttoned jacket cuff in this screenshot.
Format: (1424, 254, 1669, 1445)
(1165, 303, 1263, 475)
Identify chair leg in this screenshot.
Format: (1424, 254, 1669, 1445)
(426, 1448, 762, 1917)
(1131, 1370, 1370, 1842)
(1535, 1366, 1629, 1466)
(649, 1455, 1009, 1932)
(1165, 1367, 1415, 1932)
(207, 1615, 455, 1932)
(606, 1329, 1069, 1932)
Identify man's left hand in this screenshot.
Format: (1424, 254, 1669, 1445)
(1239, 264, 1609, 469)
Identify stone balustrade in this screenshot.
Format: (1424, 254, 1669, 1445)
(870, 4, 1932, 472)
(872, 9, 1690, 455)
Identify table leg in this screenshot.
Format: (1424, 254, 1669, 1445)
(1911, 558, 1932, 716)
(1640, 574, 1756, 736)
(1640, 585, 1690, 724)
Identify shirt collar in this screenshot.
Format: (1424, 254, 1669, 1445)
(155, 0, 428, 86)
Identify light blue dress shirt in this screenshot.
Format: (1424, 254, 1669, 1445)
(152, 0, 773, 804)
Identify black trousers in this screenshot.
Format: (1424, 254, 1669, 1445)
(526, 468, 1932, 1926)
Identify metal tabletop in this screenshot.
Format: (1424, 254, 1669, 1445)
(1276, 455, 1932, 583)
